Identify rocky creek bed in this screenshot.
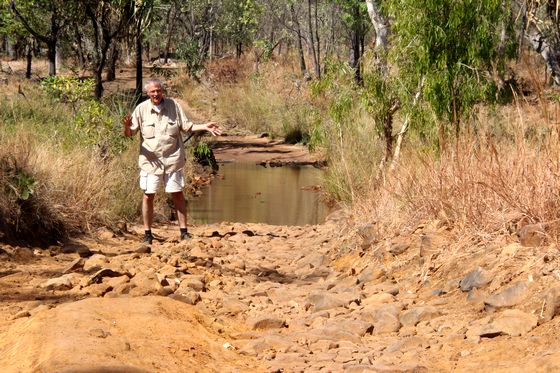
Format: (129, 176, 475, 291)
(1, 136, 560, 372)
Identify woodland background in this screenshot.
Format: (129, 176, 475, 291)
(1, 0, 560, 248)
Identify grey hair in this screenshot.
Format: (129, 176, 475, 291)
(143, 79, 165, 93)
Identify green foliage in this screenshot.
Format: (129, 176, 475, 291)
(40, 76, 95, 105)
(177, 37, 206, 78)
(386, 0, 514, 136)
(4, 162, 37, 201)
(253, 39, 274, 61)
(218, 0, 263, 47)
(192, 140, 218, 171)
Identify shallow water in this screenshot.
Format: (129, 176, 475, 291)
(187, 162, 329, 226)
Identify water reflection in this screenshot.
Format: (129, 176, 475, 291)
(188, 162, 329, 226)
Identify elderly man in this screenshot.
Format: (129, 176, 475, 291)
(123, 79, 221, 244)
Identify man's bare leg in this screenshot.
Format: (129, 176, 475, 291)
(142, 193, 155, 244)
(170, 191, 187, 228)
(143, 193, 155, 230)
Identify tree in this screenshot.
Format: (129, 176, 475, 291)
(518, 0, 560, 85)
(387, 0, 514, 145)
(84, 0, 134, 98)
(9, 0, 71, 75)
(219, 0, 262, 58)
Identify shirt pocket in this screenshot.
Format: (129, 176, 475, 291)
(165, 119, 179, 137)
(141, 123, 156, 139)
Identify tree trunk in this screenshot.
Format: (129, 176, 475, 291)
(350, 4, 362, 83)
(106, 43, 118, 81)
(236, 42, 242, 59)
(25, 38, 32, 79)
(290, 4, 307, 77)
(7, 38, 16, 60)
(74, 23, 86, 68)
(365, 0, 388, 49)
(526, 28, 560, 86)
(47, 40, 56, 76)
(135, 16, 143, 102)
(307, 0, 320, 78)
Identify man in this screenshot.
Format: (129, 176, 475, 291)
(123, 79, 221, 244)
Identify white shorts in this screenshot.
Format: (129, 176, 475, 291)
(139, 170, 185, 194)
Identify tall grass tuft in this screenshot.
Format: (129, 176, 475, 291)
(351, 96, 560, 243)
(0, 82, 140, 245)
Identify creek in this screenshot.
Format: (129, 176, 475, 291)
(187, 162, 329, 226)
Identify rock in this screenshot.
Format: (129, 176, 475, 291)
(517, 223, 546, 247)
(189, 245, 213, 259)
(459, 267, 493, 292)
(88, 268, 129, 286)
(13, 247, 34, 261)
(492, 309, 538, 336)
(357, 266, 386, 284)
(367, 362, 429, 372)
(83, 254, 109, 273)
(541, 286, 560, 323)
(81, 283, 113, 297)
(177, 275, 205, 292)
(12, 310, 31, 319)
(129, 272, 161, 296)
(62, 258, 84, 274)
(169, 291, 201, 305)
(61, 243, 92, 258)
(329, 319, 373, 337)
(364, 282, 399, 296)
(467, 309, 537, 340)
(248, 316, 286, 330)
(399, 306, 441, 327)
(224, 258, 246, 272)
(361, 293, 395, 306)
(102, 275, 130, 290)
(135, 245, 151, 254)
(308, 327, 362, 344)
(389, 240, 410, 255)
(237, 339, 271, 357)
(484, 282, 529, 309)
(373, 311, 402, 335)
(218, 297, 249, 316)
(308, 292, 360, 312)
(386, 336, 425, 353)
(157, 286, 175, 296)
(40, 273, 81, 290)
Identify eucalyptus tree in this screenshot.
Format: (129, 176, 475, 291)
(518, 0, 560, 85)
(335, 0, 370, 82)
(218, 0, 262, 58)
(386, 0, 514, 148)
(0, 2, 34, 76)
(128, 0, 156, 99)
(83, 0, 134, 98)
(7, 0, 77, 75)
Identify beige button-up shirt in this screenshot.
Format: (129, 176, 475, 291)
(129, 98, 193, 175)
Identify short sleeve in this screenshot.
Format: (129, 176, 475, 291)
(129, 106, 141, 135)
(174, 100, 194, 134)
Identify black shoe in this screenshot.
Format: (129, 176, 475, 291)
(180, 232, 192, 241)
(143, 234, 153, 245)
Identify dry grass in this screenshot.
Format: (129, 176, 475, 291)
(351, 95, 560, 244)
(178, 55, 317, 140)
(0, 127, 140, 246)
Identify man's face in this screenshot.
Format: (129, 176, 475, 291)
(147, 83, 164, 105)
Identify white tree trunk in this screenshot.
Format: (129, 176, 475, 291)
(365, 0, 389, 49)
(526, 28, 560, 86)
